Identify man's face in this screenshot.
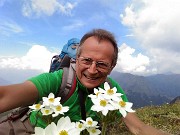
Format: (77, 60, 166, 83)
(76, 36, 114, 89)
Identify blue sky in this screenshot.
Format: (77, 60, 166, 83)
(1, 0, 180, 83)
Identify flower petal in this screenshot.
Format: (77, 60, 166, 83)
(34, 127, 45, 135)
(119, 108, 127, 117)
(104, 82, 110, 90)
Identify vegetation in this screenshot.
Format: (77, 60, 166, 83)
(107, 103, 180, 135)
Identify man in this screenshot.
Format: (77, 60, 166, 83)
(0, 29, 170, 135)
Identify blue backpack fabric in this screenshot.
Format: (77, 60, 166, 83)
(59, 38, 80, 59)
(49, 38, 80, 72)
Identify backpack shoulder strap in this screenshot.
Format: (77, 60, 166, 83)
(59, 54, 71, 68)
(57, 61, 77, 104)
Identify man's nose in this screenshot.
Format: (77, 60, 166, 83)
(88, 62, 98, 73)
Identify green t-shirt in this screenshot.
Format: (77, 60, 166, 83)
(28, 70, 128, 128)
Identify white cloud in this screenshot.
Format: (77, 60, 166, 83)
(0, 21, 23, 36)
(22, 0, 77, 17)
(114, 43, 152, 75)
(120, 0, 180, 74)
(0, 45, 57, 72)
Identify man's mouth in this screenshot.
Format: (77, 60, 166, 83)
(83, 74, 99, 80)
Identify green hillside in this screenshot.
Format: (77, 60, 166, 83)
(107, 103, 180, 135)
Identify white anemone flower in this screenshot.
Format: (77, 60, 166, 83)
(87, 127, 101, 135)
(32, 127, 45, 135)
(51, 104, 69, 117)
(88, 88, 105, 99)
(33, 123, 54, 135)
(42, 93, 61, 106)
(41, 106, 54, 116)
(102, 82, 123, 101)
(80, 117, 98, 128)
(110, 98, 135, 117)
(91, 96, 115, 116)
(49, 116, 80, 135)
(75, 121, 86, 132)
(29, 103, 44, 111)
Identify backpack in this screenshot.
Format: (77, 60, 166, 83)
(0, 38, 80, 134)
(49, 38, 80, 102)
(49, 38, 80, 72)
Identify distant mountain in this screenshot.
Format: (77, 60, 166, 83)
(0, 68, 42, 84)
(170, 96, 180, 104)
(110, 72, 180, 108)
(146, 74, 180, 97)
(0, 77, 11, 85)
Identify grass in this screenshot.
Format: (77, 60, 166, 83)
(107, 103, 180, 135)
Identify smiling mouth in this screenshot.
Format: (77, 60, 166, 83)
(83, 74, 99, 80)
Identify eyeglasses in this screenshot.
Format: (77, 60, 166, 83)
(77, 56, 111, 72)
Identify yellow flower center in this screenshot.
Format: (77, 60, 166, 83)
(59, 130, 68, 135)
(91, 128, 96, 133)
(49, 98, 54, 103)
(107, 89, 114, 95)
(35, 104, 41, 109)
(119, 101, 126, 107)
(45, 109, 50, 114)
(87, 120, 92, 126)
(56, 105, 62, 111)
(96, 92, 100, 97)
(100, 100, 107, 107)
(78, 123, 83, 128)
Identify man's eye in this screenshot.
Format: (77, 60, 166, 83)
(97, 62, 108, 68)
(82, 58, 92, 63)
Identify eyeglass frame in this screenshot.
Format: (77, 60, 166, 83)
(77, 56, 113, 72)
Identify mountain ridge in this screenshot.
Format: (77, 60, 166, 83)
(110, 71, 180, 108)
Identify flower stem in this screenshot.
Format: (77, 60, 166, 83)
(101, 122, 107, 135)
